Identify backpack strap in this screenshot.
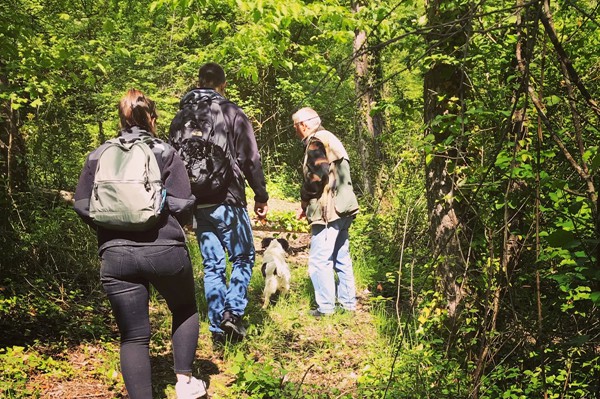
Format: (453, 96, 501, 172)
(208, 101, 226, 141)
(106, 135, 146, 148)
(208, 99, 237, 171)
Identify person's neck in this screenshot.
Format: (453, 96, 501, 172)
(305, 125, 321, 137)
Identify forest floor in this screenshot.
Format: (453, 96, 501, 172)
(21, 198, 395, 398)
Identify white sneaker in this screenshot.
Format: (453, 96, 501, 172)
(175, 376, 207, 399)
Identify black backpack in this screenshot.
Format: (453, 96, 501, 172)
(169, 94, 234, 200)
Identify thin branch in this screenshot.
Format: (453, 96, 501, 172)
(396, 205, 412, 322)
(565, 0, 600, 30)
(540, 0, 600, 117)
(292, 364, 315, 399)
(528, 86, 591, 183)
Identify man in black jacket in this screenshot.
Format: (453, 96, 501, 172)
(170, 63, 269, 346)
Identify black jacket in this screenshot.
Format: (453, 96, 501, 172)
(74, 127, 195, 254)
(170, 88, 269, 206)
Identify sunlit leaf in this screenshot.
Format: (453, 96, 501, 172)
(30, 98, 43, 108)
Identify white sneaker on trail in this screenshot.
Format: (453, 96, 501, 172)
(175, 376, 207, 399)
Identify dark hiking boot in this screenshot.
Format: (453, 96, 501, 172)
(220, 311, 246, 341)
(309, 309, 333, 318)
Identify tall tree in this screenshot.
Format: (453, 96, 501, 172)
(352, 0, 385, 197)
(0, 88, 28, 195)
(423, 0, 473, 317)
(353, 2, 373, 196)
(0, 1, 30, 194)
(471, 1, 543, 393)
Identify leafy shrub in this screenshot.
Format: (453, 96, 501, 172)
(229, 351, 294, 398)
(266, 210, 309, 233)
(0, 283, 113, 347)
(0, 345, 73, 398)
(265, 169, 301, 202)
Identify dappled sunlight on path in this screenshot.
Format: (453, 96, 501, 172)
(24, 199, 388, 399)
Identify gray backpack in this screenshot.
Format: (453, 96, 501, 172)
(89, 137, 166, 231)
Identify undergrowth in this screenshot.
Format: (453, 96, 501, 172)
(4, 190, 596, 398)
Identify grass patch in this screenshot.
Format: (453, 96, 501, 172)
(1, 197, 408, 398)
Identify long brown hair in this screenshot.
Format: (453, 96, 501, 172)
(118, 89, 158, 134)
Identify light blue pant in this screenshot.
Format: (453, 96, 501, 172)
(195, 204, 255, 333)
(309, 216, 357, 314)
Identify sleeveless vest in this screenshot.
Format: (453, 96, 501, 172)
(303, 129, 359, 225)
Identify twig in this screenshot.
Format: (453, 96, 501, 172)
(541, 0, 600, 116)
(395, 206, 411, 322)
(292, 363, 314, 399)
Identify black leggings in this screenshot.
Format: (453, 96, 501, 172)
(100, 245, 199, 399)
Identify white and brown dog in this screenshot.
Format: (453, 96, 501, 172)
(260, 237, 291, 309)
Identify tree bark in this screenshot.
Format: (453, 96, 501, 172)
(352, 0, 385, 197)
(0, 78, 28, 195)
(424, 0, 472, 318)
(353, 23, 373, 196)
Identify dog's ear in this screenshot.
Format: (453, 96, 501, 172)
(261, 237, 273, 249)
(277, 238, 290, 252)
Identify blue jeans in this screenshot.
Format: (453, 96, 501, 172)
(195, 204, 255, 333)
(309, 216, 357, 314)
(100, 245, 199, 399)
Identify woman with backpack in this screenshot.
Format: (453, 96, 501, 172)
(74, 89, 206, 399)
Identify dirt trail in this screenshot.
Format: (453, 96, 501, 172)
(30, 198, 381, 399)
(202, 199, 379, 398)
(249, 197, 311, 262)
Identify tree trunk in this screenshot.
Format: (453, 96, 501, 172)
(352, 0, 385, 197)
(371, 42, 385, 160)
(353, 23, 373, 196)
(472, 3, 542, 394)
(423, 0, 472, 318)
(0, 80, 28, 195)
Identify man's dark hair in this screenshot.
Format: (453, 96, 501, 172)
(198, 63, 226, 88)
